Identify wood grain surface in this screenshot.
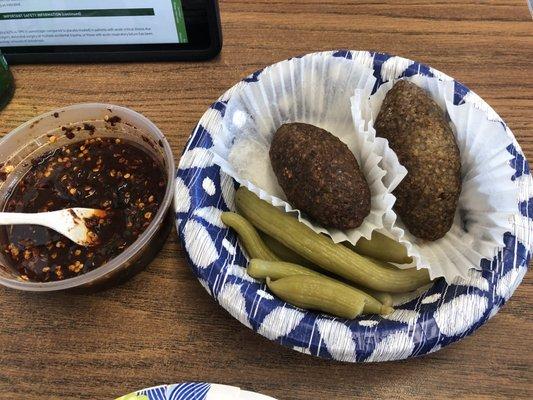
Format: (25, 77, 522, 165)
(0, 1, 532, 399)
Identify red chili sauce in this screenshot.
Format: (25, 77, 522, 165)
(1, 137, 166, 282)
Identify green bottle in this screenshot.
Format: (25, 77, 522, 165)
(0, 52, 14, 110)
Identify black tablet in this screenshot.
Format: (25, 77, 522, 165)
(0, 0, 222, 63)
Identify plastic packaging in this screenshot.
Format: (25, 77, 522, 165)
(0, 103, 175, 291)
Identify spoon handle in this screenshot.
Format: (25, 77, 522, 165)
(0, 211, 52, 227)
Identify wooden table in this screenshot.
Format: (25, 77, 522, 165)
(0, 1, 532, 399)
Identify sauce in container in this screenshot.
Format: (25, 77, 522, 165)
(1, 137, 166, 282)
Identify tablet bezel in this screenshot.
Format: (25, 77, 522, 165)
(1, 0, 222, 63)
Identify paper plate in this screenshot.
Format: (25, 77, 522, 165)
(116, 382, 277, 400)
(175, 50, 532, 362)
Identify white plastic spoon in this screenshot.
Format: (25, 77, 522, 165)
(0, 208, 107, 247)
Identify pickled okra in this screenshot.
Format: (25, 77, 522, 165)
(260, 232, 317, 268)
(253, 239, 394, 307)
(248, 259, 321, 280)
(364, 289, 393, 308)
(249, 259, 393, 315)
(220, 212, 279, 261)
(265, 227, 410, 268)
(353, 231, 412, 264)
(235, 187, 431, 293)
(267, 275, 366, 319)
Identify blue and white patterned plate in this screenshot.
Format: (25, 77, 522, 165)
(175, 51, 532, 362)
(117, 382, 277, 400)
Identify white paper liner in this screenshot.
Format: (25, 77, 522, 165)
(351, 75, 518, 281)
(212, 52, 406, 243)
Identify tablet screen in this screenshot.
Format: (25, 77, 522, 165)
(0, 0, 189, 47)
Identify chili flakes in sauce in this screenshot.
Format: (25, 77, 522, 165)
(1, 137, 166, 282)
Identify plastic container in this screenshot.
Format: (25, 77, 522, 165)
(0, 103, 175, 292)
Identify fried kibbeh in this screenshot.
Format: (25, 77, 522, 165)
(375, 80, 461, 241)
(269, 123, 370, 230)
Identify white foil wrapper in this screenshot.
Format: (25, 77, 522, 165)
(351, 75, 518, 281)
(211, 52, 406, 243)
